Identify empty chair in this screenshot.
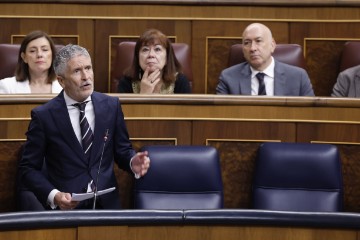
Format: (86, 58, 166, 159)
(111, 41, 193, 92)
(338, 41, 360, 73)
(0, 44, 20, 80)
(227, 43, 306, 69)
(134, 145, 224, 209)
(252, 142, 343, 212)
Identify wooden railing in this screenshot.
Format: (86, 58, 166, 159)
(1, 1, 360, 95)
(1, 0, 360, 6)
(1, 94, 360, 212)
(1, 210, 360, 240)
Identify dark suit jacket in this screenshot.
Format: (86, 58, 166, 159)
(19, 91, 136, 209)
(331, 65, 360, 97)
(216, 60, 315, 96)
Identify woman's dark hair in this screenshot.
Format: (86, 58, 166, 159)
(125, 29, 182, 84)
(15, 30, 57, 83)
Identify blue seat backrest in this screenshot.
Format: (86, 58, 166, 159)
(253, 142, 343, 212)
(134, 145, 224, 209)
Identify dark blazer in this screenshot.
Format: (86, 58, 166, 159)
(216, 60, 315, 96)
(332, 65, 360, 97)
(19, 91, 136, 209)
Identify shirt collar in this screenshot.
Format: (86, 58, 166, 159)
(251, 56, 275, 78)
(64, 91, 92, 106)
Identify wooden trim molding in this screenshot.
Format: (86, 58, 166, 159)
(0, 0, 358, 7)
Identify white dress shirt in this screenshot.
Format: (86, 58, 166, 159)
(64, 92, 95, 146)
(250, 56, 275, 96)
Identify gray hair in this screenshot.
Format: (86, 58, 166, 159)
(53, 44, 91, 76)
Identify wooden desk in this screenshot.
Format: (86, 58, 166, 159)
(1, 94, 360, 212)
(1, 210, 360, 240)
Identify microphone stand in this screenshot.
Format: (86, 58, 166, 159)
(93, 129, 109, 210)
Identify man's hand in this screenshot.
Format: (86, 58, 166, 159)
(131, 151, 151, 178)
(54, 192, 79, 210)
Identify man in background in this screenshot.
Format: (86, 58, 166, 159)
(216, 23, 314, 96)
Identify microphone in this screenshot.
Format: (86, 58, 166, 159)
(92, 129, 109, 210)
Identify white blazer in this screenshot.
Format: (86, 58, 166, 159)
(0, 76, 62, 94)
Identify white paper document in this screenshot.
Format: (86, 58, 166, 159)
(71, 187, 116, 201)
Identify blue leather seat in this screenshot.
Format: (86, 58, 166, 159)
(134, 145, 224, 209)
(252, 142, 343, 212)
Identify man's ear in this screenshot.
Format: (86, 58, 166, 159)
(57, 76, 65, 88)
(270, 38, 276, 54)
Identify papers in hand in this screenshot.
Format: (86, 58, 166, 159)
(71, 187, 116, 201)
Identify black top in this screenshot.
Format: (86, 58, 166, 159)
(117, 73, 191, 93)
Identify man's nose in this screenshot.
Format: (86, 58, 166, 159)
(81, 70, 89, 79)
(249, 42, 257, 51)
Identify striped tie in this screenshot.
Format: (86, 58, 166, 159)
(73, 101, 94, 159)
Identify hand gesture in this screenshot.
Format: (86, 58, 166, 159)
(140, 67, 161, 93)
(131, 151, 151, 178)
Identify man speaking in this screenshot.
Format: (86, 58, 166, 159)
(19, 44, 150, 210)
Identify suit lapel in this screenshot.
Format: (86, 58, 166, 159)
(89, 92, 109, 165)
(50, 92, 85, 161)
(274, 61, 286, 96)
(355, 72, 360, 97)
(239, 64, 252, 95)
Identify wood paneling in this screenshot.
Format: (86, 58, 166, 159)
(2, 224, 358, 240)
(1, 2, 360, 237)
(305, 39, 344, 96)
(337, 144, 360, 212)
(0, 120, 28, 139)
(0, 228, 77, 240)
(0, 141, 24, 212)
(1, 3, 360, 94)
(210, 141, 261, 208)
(193, 121, 295, 208)
(126, 120, 192, 145)
(80, 225, 353, 240)
(1, 3, 360, 19)
(206, 38, 240, 94)
(1, 0, 358, 6)
(2, 95, 360, 212)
